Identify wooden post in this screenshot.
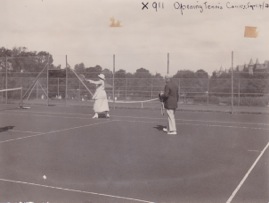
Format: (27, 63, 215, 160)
(57, 78, 60, 97)
(231, 51, 234, 114)
(5, 56, 8, 104)
(167, 53, 170, 75)
(207, 78, 210, 105)
(47, 58, 49, 106)
(113, 54, 115, 109)
(65, 55, 68, 106)
(238, 77, 241, 106)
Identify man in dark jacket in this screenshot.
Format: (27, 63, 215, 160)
(159, 75, 179, 135)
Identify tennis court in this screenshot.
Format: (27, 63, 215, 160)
(0, 103, 269, 203)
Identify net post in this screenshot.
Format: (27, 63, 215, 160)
(20, 87, 23, 108)
(36, 80, 38, 99)
(231, 51, 234, 114)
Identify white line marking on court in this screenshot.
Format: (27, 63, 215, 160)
(2, 111, 269, 131)
(247, 150, 260, 153)
(0, 178, 155, 203)
(11, 129, 43, 134)
(0, 111, 91, 120)
(226, 142, 269, 203)
(0, 120, 113, 144)
(178, 122, 269, 131)
(1, 110, 94, 119)
(3, 110, 269, 126)
(24, 114, 90, 120)
(114, 120, 269, 132)
(111, 115, 269, 127)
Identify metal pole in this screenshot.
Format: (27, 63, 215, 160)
(238, 77, 241, 106)
(207, 78, 210, 105)
(36, 80, 38, 99)
(78, 81, 81, 101)
(167, 53, 170, 75)
(125, 78, 127, 99)
(231, 51, 234, 114)
(5, 56, 8, 104)
(113, 54, 115, 109)
(65, 55, 68, 106)
(47, 57, 49, 106)
(69, 68, 93, 96)
(20, 87, 23, 107)
(57, 78, 60, 97)
(150, 77, 153, 99)
(22, 60, 49, 99)
(178, 78, 181, 103)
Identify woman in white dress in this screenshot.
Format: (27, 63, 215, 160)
(86, 74, 110, 118)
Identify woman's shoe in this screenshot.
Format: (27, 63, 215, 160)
(92, 113, 98, 119)
(106, 113, 110, 118)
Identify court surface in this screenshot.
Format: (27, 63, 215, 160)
(0, 105, 268, 203)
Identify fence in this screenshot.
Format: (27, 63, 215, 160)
(1, 54, 269, 113)
(1, 73, 268, 106)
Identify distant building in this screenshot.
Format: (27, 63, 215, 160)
(236, 59, 269, 75)
(216, 65, 228, 77)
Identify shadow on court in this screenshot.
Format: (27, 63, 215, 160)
(153, 124, 166, 132)
(0, 126, 15, 133)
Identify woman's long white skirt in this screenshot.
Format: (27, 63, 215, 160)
(92, 88, 109, 113)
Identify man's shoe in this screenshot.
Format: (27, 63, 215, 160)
(167, 131, 177, 135)
(163, 128, 168, 132)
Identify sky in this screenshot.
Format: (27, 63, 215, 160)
(1, 0, 269, 75)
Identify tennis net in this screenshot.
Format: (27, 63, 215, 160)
(0, 87, 24, 110)
(109, 98, 160, 109)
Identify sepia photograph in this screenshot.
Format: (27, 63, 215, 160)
(0, 0, 269, 202)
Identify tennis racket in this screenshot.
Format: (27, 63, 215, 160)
(161, 102, 164, 116)
(159, 92, 165, 116)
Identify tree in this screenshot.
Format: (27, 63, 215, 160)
(102, 68, 113, 78)
(134, 68, 152, 78)
(0, 47, 55, 94)
(84, 65, 102, 79)
(74, 63, 86, 74)
(129, 68, 153, 99)
(174, 70, 197, 95)
(195, 69, 209, 93)
(114, 69, 127, 98)
(209, 71, 231, 96)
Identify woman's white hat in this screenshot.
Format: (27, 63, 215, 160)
(98, 73, 105, 80)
